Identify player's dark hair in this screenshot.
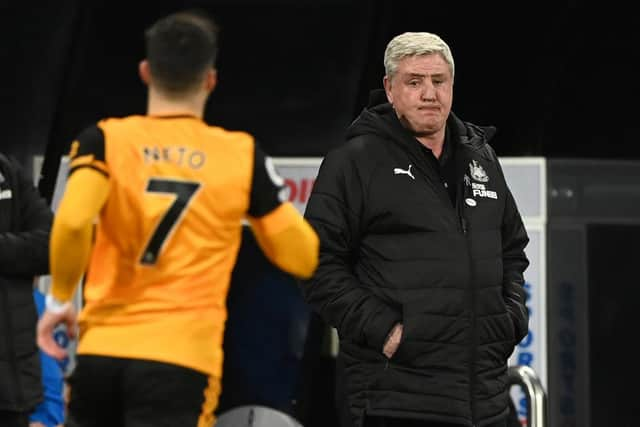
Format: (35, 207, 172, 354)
(144, 9, 219, 94)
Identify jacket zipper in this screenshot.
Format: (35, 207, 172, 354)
(457, 172, 476, 426)
(408, 143, 478, 424)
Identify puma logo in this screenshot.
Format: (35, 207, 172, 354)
(393, 164, 415, 180)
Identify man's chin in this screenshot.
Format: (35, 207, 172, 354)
(413, 126, 440, 137)
(398, 115, 443, 136)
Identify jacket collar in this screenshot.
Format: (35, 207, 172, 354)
(446, 113, 496, 162)
(382, 108, 496, 163)
(356, 90, 497, 163)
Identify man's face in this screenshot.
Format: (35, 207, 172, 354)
(384, 53, 453, 137)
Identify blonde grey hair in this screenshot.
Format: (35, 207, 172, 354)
(384, 32, 455, 80)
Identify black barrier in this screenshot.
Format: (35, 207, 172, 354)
(547, 159, 640, 427)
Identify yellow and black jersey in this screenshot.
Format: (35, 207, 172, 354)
(63, 115, 295, 376)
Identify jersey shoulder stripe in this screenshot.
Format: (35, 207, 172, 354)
(68, 125, 108, 177)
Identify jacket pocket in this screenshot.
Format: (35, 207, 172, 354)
(499, 297, 517, 345)
(490, 309, 517, 364)
(392, 293, 468, 367)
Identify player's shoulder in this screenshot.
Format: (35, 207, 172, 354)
(96, 114, 143, 131)
(201, 126, 258, 160)
(206, 125, 254, 145)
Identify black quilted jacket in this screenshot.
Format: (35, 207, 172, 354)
(301, 98, 529, 427)
(0, 153, 52, 412)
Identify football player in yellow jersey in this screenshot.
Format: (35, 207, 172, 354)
(36, 9, 319, 427)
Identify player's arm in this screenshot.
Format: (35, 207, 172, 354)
(48, 125, 110, 304)
(246, 144, 319, 279)
(249, 203, 319, 279)
(39, 125, 110, 360)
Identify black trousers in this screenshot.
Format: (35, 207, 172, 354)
(66, 355, 216, 427)
(0, 410, 30, 427)
(364, 416, 509, 427)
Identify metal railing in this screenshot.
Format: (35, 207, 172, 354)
(508, 365, 548, 427)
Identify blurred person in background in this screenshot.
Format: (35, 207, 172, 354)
(36, 9, 318, 427)
(29, 289, 65, 427)
(0, 152, 52, 427)
(301, 32, 529, 427)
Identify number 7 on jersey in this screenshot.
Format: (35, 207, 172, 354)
(140, 178, 201, 265)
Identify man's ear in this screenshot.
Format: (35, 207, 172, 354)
(139, 60, 151, 86)
(205, 68, 217, 92)
(383, 75, 393, 104)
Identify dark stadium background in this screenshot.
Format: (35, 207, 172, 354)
(1, 1, 638, 426)
(2, 1, 639, 188)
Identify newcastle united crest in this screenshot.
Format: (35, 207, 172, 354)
(469, 160, 489, 183)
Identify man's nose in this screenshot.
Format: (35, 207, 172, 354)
(421, 82, 436, 100)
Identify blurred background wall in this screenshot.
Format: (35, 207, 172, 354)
(1, 1, 639, 194)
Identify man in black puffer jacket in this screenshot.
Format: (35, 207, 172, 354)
(0, 153, 52, 427)
(301, 32, 529, 427)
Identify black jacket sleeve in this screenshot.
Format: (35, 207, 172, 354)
(498, 166, 530, 344)
(300, 149, 401, 351)
(0, 156, 52, 277)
